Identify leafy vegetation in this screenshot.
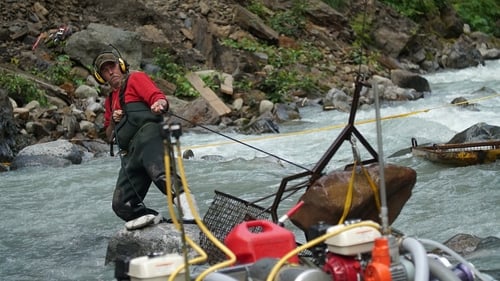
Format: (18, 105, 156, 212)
(153, 49, 198, 98)
(44, 55, 73, 85)
(452, 0, 500, 36)
(259, 69, 317, 103)
(380, 0, 445, 19)
(379, 0, 499, 35)
(248, 0, 307, 37)
(268, 1, 307, 37)
(222, 38, 325, 103)
(0, 73, 48, 106)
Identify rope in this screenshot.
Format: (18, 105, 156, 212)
(362, 164, 381, 211)
(337, 161, 381, 224)
(181, 92, 500, 152)
(338, 161, 357, 224)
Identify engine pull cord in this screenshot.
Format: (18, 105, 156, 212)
(162, 124, 207, 281)
(163, 122, 237, 281)
(266, 220, 381, 281)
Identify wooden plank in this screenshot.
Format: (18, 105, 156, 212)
(185, 72, 231, 116)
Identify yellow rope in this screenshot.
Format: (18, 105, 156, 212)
(183, 93, 500, 151)
(338, 161, 382, 224)
(338, 161, 357, 224)
(361, 165, 381, 211)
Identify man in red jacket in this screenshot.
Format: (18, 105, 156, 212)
(94, 50, 195, 229)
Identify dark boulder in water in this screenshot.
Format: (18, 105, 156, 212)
(290, 163, 416, 234)
(448, 122, 500, 143)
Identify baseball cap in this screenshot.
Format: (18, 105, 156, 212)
(94, 52, 117, 73)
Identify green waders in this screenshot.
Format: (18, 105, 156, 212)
(111, 102, 169, 222)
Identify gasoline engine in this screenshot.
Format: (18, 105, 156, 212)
(297, 220, 475, 281)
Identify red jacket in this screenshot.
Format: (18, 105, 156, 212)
(103, 72, 166, 128)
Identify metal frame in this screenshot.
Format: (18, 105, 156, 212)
(270, 76, 379, 222)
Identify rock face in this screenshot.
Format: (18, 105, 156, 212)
(290, 163, 416, 235)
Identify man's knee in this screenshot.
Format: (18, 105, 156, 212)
(112, 197, 133, 221)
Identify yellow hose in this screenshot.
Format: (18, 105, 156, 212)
(174, 144, 237, 281)
(266, 220, 381, 281)
(163, 146, 207, 281)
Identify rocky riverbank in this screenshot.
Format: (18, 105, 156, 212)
(1, 0, 499, 170)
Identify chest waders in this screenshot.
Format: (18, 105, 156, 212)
(109, 77, 166, 222)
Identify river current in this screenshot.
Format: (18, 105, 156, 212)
(1, 60, 499, 280)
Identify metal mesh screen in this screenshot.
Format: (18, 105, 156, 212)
(199, 190, 271, 264)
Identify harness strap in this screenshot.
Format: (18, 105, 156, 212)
(338, 162, 382, 224)
(109, 75, 130, 156)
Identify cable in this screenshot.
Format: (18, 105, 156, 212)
(168, 111, 312, 172)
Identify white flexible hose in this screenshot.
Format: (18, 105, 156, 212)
(402, 237, 429, 281)
(428, 257, 461, 281)
(418, 238, 494, 281)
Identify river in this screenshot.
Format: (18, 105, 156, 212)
(1, 60, 499, 280)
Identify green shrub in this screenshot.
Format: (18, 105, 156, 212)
(45, 55, 73, 85)
(222, 38, 323, 102)
(380, 0, 498, 35)
(258, 69, 317, 103)
(153, 49, 198, 98)
(0, 73, 48, 106)
(452, 0, 500, 35)
(380, 0, 442, 19)
(269, 1, 307, 37)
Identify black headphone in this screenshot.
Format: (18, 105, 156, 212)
(92, 45, 129, 84)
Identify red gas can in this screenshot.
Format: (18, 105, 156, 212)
(224, 220, 299, 264)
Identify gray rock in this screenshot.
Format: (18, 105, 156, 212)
(390, 69, 431, 93)
(64, 23, 142, 70)
(105, 223, 200, 265)
(447, 122, 500, 144)
(11, 140, 84, 169)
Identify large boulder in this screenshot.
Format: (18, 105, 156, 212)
(290, 163, 416, 235)
(447, 122, 500, 144)
(64, 23, 142, 70)
(11, 139, 84, 169)
(390, 69, 431, 93)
